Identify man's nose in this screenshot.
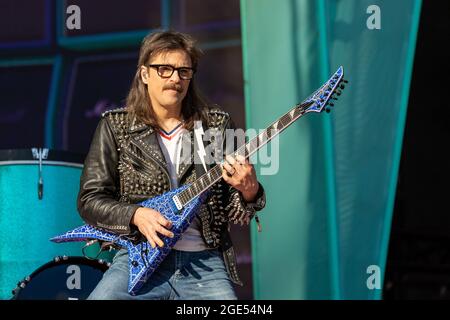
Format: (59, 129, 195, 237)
(169, 70, 181, 82)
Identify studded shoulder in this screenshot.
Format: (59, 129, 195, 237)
(100, 108, 131, 149)
(101, 107, 128, 118)
(206, 105, 229, 117)
(205, 105, 230, 129)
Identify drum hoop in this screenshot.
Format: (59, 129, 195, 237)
(17, 256, 109, 285)
(27, 256, 109, 278)
(0, 160, 83, 168)
(11, 256, 109, 299)
(0, 149, 85, 163)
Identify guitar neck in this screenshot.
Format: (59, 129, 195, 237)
(176, 100, 314, 207)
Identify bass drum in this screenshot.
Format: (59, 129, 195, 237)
(11, 256, 110, 300)
(0, 149, 114, 299)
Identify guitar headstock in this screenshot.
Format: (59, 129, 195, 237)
(301, 66, 347, 114)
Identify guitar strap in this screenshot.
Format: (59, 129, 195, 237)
(193, 120, 211, 178)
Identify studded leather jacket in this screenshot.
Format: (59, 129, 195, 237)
(77, 106, 266, 286)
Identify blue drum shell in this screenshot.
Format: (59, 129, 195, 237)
(0, 149, 110, 299)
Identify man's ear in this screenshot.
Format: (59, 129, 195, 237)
(140, 65, 149, 84)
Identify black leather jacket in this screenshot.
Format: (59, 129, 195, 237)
(77, 106, 266, 285)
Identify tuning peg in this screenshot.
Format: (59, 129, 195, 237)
(339, 84, 345, 89)
(342, 79, 348, 83)
(328, 102, 334, 107)
(336, 90, 342, 96)
(325, 108, 331, 113)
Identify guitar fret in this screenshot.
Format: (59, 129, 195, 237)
(183, 193, 189, 205)
(210, 170, 217, 182)
(204, 175, 211, 187)
(212, 166, 221, 180)
(187, 189, 194, 200)
(248, 141, 254, 155)
(184, 191, 191, 203)
(280, 114, 289, 127)
(251, 138, 258, 151)
(178, 192, 186, 206)
(258, 132, 266, 145)
(189, 188, 194, 198)
(200, 177, 207, 189)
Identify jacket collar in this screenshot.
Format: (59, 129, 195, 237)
(128, 116, 151, 134)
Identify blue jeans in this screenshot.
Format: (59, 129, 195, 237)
(88, 248, 237, 300)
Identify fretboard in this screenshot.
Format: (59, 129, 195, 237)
(176, 100, 314, 207)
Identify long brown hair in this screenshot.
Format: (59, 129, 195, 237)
(126, 30, 209, 130)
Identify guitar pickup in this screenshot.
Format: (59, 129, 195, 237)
(172, 195, 183, 211)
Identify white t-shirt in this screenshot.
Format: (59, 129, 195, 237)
(156, 123, 208, 252)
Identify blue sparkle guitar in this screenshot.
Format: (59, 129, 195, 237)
(51, 66, 347, 295)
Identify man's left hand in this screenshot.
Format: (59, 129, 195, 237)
(222, 155, 259, 202)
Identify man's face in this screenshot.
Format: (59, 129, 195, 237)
(141, 49, 192, 111)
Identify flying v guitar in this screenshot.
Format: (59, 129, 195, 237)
(51, 66, 347, 295)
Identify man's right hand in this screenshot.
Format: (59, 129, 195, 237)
(131, 207, 174, 248)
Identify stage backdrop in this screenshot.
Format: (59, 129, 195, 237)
(241, 0, 422, 299)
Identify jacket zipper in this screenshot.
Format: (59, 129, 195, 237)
(125, 142, 172, 190)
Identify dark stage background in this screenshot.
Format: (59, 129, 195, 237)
(384, 0, 450, 299)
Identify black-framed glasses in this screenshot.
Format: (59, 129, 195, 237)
(148, 64, 195, 80)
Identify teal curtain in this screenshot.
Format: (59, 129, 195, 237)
(241, 0, 421, 299)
